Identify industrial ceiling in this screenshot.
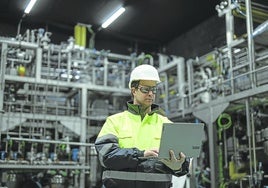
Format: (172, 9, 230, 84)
(0, 0, 220, 52)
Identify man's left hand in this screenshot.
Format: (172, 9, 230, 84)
(159, 150, 186, 171)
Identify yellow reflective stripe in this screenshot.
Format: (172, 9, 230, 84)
(102, 170, 172, 182)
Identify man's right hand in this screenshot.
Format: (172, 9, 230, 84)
(144, 149, 159, 157)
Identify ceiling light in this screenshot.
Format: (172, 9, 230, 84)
(101, 7, 125, 29)
(24, 0, 37, 14)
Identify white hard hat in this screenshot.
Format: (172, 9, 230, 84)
(128, 64, 160, 88)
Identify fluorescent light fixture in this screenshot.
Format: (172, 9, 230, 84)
(24, 0, 37, 14)
(101, 7, 125, 29)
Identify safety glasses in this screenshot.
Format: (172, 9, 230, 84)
(138, 86, 157, 94)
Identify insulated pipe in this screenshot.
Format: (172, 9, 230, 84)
(226, 0, 235, 94)
(245, 0, 256, 88)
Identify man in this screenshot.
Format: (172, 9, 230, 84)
(95, 64, 189, 188)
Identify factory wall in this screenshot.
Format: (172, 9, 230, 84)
(165, 15, 247, 59)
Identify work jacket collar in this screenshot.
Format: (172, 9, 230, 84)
(126, 101, 166, 118)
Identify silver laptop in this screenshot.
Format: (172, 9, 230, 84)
(157, 122, 205, 158)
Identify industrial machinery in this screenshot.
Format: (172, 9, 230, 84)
(2, 1, 268, 187)
(0, 28, 143, 187)
(156, 0, 268, 187)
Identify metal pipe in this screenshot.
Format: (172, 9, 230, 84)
(162, 72, 169, 113)
(87, 49, 133, 61)
(67, 51, 71, 82)
(226, 0, 235, 94)
(0, 39, 38, 49)
(0, 164, 90, 170)
(223, 130, 228, 168)
(245, 98, 254, 187)
(232, 125, 237, 165)
(245, 0, 256, 88)
(8, 137, 94, 147)
(36, 48, 42, 80)
(208, 120, 217, 188)
(186, 59, 194, 105)
(204, 64, 268, 92)
(255, 53, 268, 61)
(80, 87, 88, 187)
(0, 43, 8, 142)
(251, 112, 257, 174)
(104, 57, 108, 86)
(0, 43, 7, 111)
(175, 56, 185, 111)
(7, 55, 33, 64)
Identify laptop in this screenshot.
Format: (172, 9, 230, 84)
(157, 122, 205, 159)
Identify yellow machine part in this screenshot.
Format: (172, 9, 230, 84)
(17, 65, 26, 76)
(80, 26, 86, 48)
(229, 161, 247, 180)
(74, 25, 81, 46)
(74, 24, 87, 47)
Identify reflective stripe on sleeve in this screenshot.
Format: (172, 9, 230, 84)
(102, 170, 172, 182)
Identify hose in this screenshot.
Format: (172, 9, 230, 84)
(217, 113, 232, 135)
(138, 54, 153, 65)
(217, 113, 232, 188)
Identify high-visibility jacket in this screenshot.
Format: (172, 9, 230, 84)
(95, 101, 189, 188)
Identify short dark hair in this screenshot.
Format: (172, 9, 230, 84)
(130, 80, 139, 88)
